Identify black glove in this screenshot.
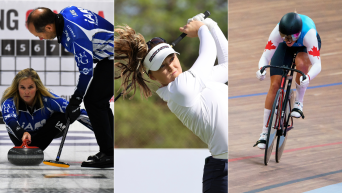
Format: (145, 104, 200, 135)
(65, 95, 82, 124)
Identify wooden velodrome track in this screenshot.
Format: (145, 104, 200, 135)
(229, 0, 342, 192)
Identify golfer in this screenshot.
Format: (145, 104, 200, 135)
(115, 13, 228, 193)
(26, 6, 113, 168)
(1, 68, 92, 151)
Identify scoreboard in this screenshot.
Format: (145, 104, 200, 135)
(0, 39, 76, 86)
(0, 0, 113, 102)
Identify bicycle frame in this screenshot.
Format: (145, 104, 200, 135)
(261, 53, 306, 134)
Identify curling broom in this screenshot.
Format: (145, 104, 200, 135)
(43, 118, 71, 168)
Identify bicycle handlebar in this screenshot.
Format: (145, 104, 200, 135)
(260, 65, 307, 81)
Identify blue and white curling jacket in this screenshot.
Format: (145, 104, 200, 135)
(1, 92, 92, 141)
(57, 6, 114, 99)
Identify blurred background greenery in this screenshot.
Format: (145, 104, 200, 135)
(114, 0, 228, 148)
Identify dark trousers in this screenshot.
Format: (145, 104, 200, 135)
(9, 113, 67, 151)
(83, 58, 114, 156)
(203, 156, 228, 193)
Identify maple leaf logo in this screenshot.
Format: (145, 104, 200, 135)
(308, 46, 320, 59)
(264, 40, 276, 51)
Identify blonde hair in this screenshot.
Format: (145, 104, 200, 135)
(114, 25, 152, 99)
(1, 68, 55, 111)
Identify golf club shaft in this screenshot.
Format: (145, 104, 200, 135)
(171, 10, 210, 47)
(56, 118, 70, 161)
(114, 83, 132, 102)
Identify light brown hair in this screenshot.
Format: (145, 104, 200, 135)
(115, 25, 164, 99)
(1, 68, 55, 111)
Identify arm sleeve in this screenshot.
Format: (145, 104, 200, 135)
(188, 25, 217, 78)
(46, 93, 69, 113)
(258, 24, 283, 69)
(208, 24, 228, 83)
(72, 39, 94, 100)
(1, 99, 25, 140)
(303, 29, 321, 80)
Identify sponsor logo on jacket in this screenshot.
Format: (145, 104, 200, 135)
(77, 7, 98, 26)
(55, 121, 66, 131)
(67, 25, 76, 37)
(4, 114, 16, 121)
(35, 119, 46, 129)
(75, 51, 89, 65)
(70, 10, 78, 17)
(80, 68, 92, 75)
(64, 30, 70, 41)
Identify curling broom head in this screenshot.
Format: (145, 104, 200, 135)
(43, 160, 70, 168)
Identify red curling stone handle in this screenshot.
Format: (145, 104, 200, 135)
(13, 139, 38, 149)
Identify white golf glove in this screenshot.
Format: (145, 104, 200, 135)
(188, 13, 217, 30)
(299, 75, 310, 88)
(256, 69, 266, 81)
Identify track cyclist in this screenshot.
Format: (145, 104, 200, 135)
(115, 13, 228, 193)
(254, 12, 321, 149)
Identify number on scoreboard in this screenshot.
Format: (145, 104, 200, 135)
(61, 44, 73, 56)
(2, 40, 15, 56)
(31, 40, 44, 56)
(16, 40, 30, 56)
(46, 40, 59, 56)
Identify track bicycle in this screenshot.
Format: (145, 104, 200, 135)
(254, 53, 307, 165)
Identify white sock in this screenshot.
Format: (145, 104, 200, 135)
(295, 82, 308, 103)
(262, 108, 271, 133)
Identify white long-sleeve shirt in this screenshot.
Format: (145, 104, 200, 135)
(156, 25, 228, 156)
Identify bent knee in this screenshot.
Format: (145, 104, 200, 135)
(295, 52, 311, 69)
(269, 82, 280, 93)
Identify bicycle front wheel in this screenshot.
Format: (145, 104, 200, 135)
(264, 89, 283, 165)
(276, 90, 294, 163)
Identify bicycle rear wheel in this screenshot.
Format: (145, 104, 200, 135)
(264, 89, 283, 165)
(276, 90, 294, 163)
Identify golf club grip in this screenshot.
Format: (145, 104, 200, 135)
(171, 10, 211, 47)
(56, 118, 70, 161)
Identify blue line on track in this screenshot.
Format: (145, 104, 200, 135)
(229, 82, 342, 99)
(244, 169, 342, 193)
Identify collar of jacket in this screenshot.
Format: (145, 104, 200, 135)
(18, 97, 42, 113)
(55, 14, 64, 43)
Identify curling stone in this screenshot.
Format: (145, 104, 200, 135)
(8, 139, 44, 166)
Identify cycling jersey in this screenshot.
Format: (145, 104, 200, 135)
(259, 14, 321, 80)
(1, 92, 92, 141)
(156, 25, 228, 156)
(57, 6, 114, 99)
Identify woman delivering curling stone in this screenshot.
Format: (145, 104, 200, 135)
(1, 68, 92, 151)
(115, 13, 227, 193)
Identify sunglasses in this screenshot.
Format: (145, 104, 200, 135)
(146, 37, 167, 51)
(280, 32, 301, 42)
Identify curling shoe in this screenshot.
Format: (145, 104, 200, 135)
(87, 152, 102, 161)
(291, 101, 305, 119)
(253, 132, 267, 149)
(81, 152, 113, 168)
